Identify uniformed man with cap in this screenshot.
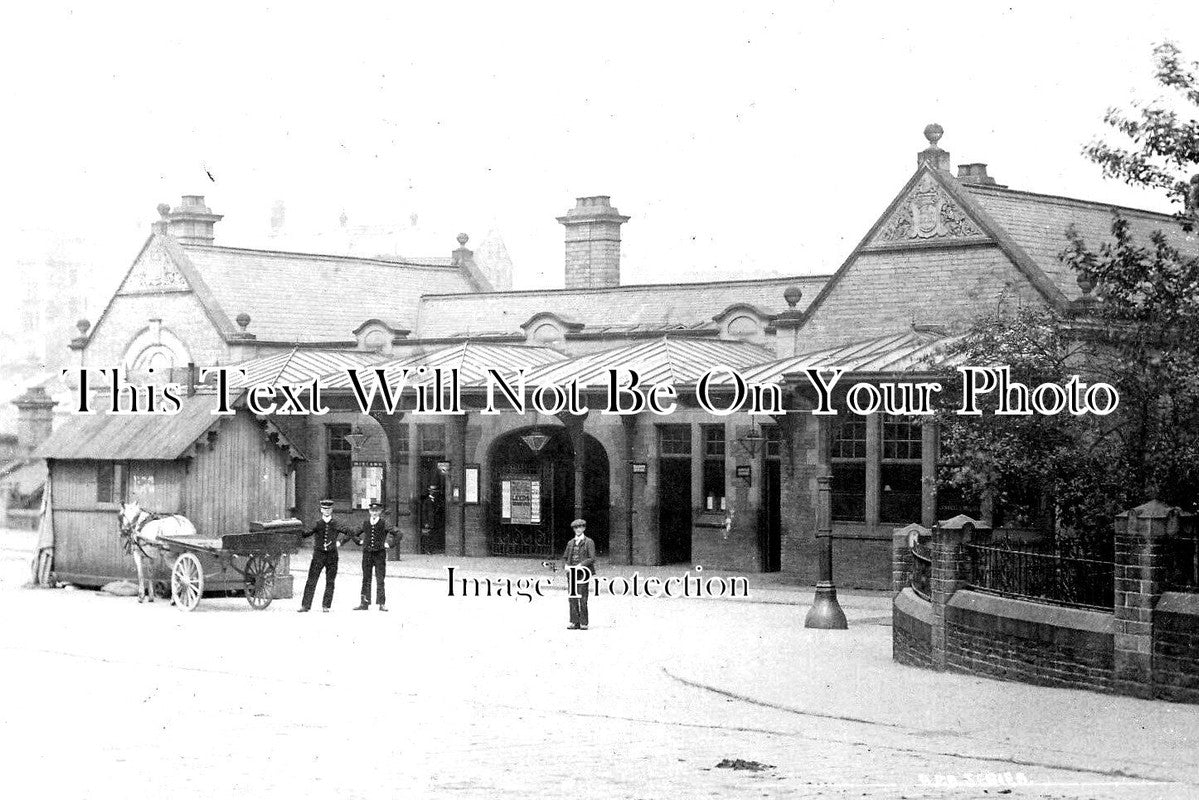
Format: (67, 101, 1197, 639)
(354, 500, 399, 611)
(298, 499, 353, 612)
(562, 518, 596, 630)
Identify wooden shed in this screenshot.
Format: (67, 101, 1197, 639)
(35, 392, 303, 595)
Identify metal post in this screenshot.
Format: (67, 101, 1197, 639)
(805, 474, 848, 629)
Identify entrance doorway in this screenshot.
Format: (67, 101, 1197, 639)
(658, 458, 692, 564)
(760, 429, 782, 571)
(488, 427, 610, 558)
(417, 456, 445, 554)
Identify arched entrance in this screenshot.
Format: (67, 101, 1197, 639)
(488, 426, 610, 558)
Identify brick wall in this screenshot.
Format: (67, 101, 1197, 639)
(945, 591, 1114, 693)
(893, 588, 934, 668)
(1153, 592, 1199, 703)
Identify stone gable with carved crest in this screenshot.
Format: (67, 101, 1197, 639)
(865, 172, 989, 249)
(119, 240, 190, 294)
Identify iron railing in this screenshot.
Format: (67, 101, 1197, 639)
(910, 543, 932, 601)
(965, 543, 1114, 610)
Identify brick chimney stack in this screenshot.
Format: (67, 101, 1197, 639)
(957, 163, 998, 186)
(917, 123, 951, 172)
(166, 195, 223, 245)
(557, 196, 629, 289)
(14, 386, 56, 455)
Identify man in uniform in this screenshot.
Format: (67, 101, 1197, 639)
(298, 499, 352, 612)
(563, 518, 596, 630)
(354, 500, 398, 611)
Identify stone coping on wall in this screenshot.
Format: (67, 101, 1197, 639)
(948, 590, 1114, 640)
(1157, 591, 1199, 616)
(893, 586, 933, 629)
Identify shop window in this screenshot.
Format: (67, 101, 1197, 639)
(326, 424, 352, 502)
(702, 425, 726, 511)
(419, 424, 445, 455)
(880, 415, 922, 524)
(658, 425, 691, 458)
(96, 463, 125, 504)
(831, 417, 867, 522)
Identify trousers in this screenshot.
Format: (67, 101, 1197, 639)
(568, 579, 590, 628)
(360, 550, 387, 606)
(301, 549, 338, 609)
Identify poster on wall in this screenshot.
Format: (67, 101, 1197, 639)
(464, 465, 479, 504)
(353, 461, 385, 509)
(500, 474, 540, 524)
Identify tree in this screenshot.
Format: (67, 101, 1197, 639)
(1084, 41, 1199, 232)
(935, 42, 1199, 548)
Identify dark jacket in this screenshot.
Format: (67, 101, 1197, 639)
(302, 515, 353, 553)
(562, 535, 597, 573)
(356, 517, 399, 552)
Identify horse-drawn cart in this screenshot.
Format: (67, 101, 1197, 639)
(156, 518, 303, 612)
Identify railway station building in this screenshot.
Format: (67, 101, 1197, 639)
(49, 126, 1199, 589)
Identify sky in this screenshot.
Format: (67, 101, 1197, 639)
(0, 1, 1196, 328)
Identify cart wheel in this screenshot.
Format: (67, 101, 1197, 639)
(171, 552, 204, 612)
(244, 555, 276, 610)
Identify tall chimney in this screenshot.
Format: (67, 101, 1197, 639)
(167, 195, 223, 245)
(557, 196, 629, 289)
(14, 386, 56, 455)
(917, 123, 951, 172)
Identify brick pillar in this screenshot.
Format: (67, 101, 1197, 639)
(1113, 499, 1176, 698)
(445, 414, 468, 556)
(929, 521, 972, 670)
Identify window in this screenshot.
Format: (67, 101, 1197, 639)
(326, 424, 352, 502)
(702, 425, 726, 511)
(658, 425, 691, 458)
(830, 417, 867, 522)
(96, 463, 125, 504)
(418, 424, 445, 455)
(880, 415, 922, 524)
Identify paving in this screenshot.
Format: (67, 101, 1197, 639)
(1, 531, 1196, 798)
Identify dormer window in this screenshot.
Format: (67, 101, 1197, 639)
(712, 304, 770, 343)
(353, 319, 408, 354)
(519, 312, 584, 347)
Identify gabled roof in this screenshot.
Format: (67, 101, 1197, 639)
(800, 163, 1199, 330)
(179, 243, 482, 343)
(734, 330, 961, 385)
(34, 392, 303, 461)
(319, 341, 565, 391)
(517, 337, 777, 389)
(415, 275, 829, 339)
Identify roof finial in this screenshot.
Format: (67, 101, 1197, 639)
(923, 123, 944, 147)
(157, 203, 171, 219)
(236, 312, 251, 331)
(783, 286, 802, 309)
(457, 232, 469, 246)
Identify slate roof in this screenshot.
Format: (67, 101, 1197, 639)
(179, 244, 482, 343)
(34, 392, 302, 460)
(734, 330, 961, 385)
(414, 275, 829, 339)
(517, 337, 777, 389)
(962, 184, 1199, 301)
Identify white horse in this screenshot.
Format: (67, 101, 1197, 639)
(117, 501, 196, 603)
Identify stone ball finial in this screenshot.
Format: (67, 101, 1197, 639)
(236, 312, 251, 330)
(456, 233, 469, 246)
(783, 286, 803, 309)
(923, 123, 944, 147)
(1076, 272, 1094, 296)
(76, 318, 90, 335)
(157, 203, 171, 219)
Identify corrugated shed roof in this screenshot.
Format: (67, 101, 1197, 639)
(35, 393, 233, 460)
(224, 348, 383, 388)
(319, 341, 566, 391)
(735, 330, 961, 385)
(415, 275, 829, 339)
(963, 184, 1199, 301)
(518, 337, 777, 389)
(180, 244, 479, 343)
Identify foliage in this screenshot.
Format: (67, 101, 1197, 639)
(937, 42, 1199, 548)
(1084, 41, 1199, 232)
